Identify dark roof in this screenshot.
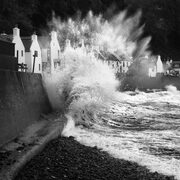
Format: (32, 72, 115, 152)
(0, 34, 13, 43)
(99, 50, 121, 62)
(114, 50, 132, 62)
(22, 36, 51, 52)
(22, 37, 31, 52)
(38, 36, 50, 49)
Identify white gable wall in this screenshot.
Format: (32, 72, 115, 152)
(30, 34, 42, 73)
(50, 31, 61, 72)
(12, 27, 25, 65)
(156, 55, 164, 73)
(148, 66, 157, 77)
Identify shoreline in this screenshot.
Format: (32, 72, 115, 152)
(14, 136, 175, 180)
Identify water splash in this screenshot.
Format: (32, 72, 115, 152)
(50, 10, 150, 57)
(42, 9, 180, 180)
(166, 85, 180, 94)
(44, 46, 119, 125)
(44, 9, 151, 117)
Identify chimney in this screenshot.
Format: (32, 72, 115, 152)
(81, 39, 85, 48)
(31, 32, 37, 42)
(13, 26, 20, 37)
(66, 39, 71, 48)
(51, 31, 57, 40)
(157, 55, 161, 61)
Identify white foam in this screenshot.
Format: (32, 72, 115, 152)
(66, 125, 180, 180)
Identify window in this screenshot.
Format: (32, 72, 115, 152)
(120, 66, 122, 72)
(39, 64, 41, 71)
(21, 50, 23, 57)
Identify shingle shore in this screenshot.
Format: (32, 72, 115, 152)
(14, 136, 175, 180)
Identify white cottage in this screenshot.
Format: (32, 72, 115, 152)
(38, 31, 61, 73)
(22, 34, 42, 73)
(156, 55, 164, 74)
(96, 50, 122, 73)
(50, 31, 61, 72)
(12, 27, 25, 64)
(118, 56, 132, 73)
(147, 55, 164, 77)
(38, 36, 50, 71)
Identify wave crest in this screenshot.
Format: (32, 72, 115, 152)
(44, 47, 119, 126)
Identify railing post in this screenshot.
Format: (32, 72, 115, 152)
(32, 51, 38, 73)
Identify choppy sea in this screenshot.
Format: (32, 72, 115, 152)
(44, 47, 180, 180)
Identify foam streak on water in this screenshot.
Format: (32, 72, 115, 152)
(63, 88, 180, 180)
(44, 47, 180, 180)
(44, 10, 180, 180)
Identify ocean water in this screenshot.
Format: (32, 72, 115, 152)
(44, 47, 180, 180)
(44, 11, 180, 179)
(63, 88, 180, 180)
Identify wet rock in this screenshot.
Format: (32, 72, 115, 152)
(14, 136, 175, 180)
(68, 136, 75, 140)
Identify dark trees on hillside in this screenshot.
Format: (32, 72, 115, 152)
(0, 0, 38, 35)
(0, 0, 180, 60)
(131, 0, 180, 60)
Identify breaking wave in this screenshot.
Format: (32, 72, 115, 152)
(43, 10, 180, 180)
(44, 46, 119, 126)
(43, 46, 180, 180)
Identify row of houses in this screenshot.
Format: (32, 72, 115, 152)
(0, 28, 136, 75)
(0, 27, 179, 77)
(0, 27, 61, 73)
(96, 48, 180, 77)
(94, 49, 132, 74)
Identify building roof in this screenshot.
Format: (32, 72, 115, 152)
(38, 36, 50, 49)
(22, 37, 32, 52)
(114, 50, 132, 62)
(0, 34, 13, 43)
(96, 50, 120, 62)
(97, 49, 132, 62)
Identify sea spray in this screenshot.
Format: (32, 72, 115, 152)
(62, 88, 180, 180)
(44, 9, 151, 115)
(166, 85, 180, 94)
(44, 46, 119, 126)
(43, 10, 180, 180)
(50, 10, 150, 57)
(62, 114, 76, 137)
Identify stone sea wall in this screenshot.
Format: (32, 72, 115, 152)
(0, 70, 52, 146)
(120, 75, 180, 91)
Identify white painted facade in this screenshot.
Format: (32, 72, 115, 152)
(147, 55, 164, 77)
(156, 55, 164, 73)
(172, 61, 180, 74)
(121, 60, 132, 73)
(148, 67, 157, 77)
(30, 34, 42, 73)
(97, 50, 132, 74)
(24, 34, 42, 73)
(50, 31, 61, 72)
(12, 27, 25, 64)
